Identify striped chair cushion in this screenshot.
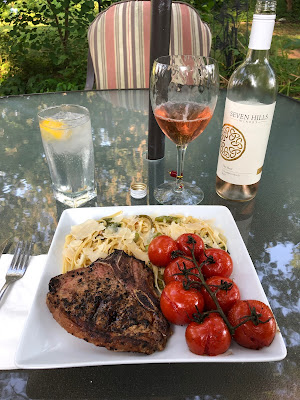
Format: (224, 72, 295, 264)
(88, 0, 212, 90)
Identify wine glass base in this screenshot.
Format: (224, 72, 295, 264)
(154, 181, 204, 205)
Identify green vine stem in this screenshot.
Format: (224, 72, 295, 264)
(171, 236, 269, 336)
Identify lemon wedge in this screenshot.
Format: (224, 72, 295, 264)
(40, 119, 71, 141)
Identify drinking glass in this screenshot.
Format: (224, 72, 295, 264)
(150, 55, 219, 204)
(38, 104, 97, 207)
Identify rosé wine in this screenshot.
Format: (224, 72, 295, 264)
(154, 102, 212, 146)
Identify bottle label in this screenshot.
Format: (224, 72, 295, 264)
(216, 98, 276, 185)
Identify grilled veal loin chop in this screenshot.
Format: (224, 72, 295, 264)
(46, 250, 172, 354)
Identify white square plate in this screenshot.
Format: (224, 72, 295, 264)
(15, 205, 287, 369)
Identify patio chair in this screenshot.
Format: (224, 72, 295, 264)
(85, 0, 212, 91)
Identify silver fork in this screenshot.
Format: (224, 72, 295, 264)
(0, 240, 33, 303)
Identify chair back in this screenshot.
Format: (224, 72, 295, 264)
(86, 0, 212, 90)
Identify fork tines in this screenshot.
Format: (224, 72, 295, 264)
(10, 240, 33, 272)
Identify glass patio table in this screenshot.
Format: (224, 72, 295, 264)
(0, 89, 299, 400)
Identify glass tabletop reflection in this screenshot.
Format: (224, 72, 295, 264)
(0, 89, 299, 400)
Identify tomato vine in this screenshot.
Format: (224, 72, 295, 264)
(170, 235, 274, 337)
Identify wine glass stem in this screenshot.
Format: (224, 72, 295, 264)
(175, 144, 187, 192)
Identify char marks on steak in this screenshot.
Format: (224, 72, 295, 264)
(46, 250, 171, 354)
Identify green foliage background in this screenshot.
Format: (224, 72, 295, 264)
(0, 0, 102, 94)
(0, 0, 299, 98)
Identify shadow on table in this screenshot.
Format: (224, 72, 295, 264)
(26, 361, 286, 400)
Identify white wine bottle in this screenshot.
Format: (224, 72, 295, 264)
(216, 0, 277, 201)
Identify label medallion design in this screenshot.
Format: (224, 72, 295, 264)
(220, 124, 246, 161)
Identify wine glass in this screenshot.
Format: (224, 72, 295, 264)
(150, 55, 219, 205)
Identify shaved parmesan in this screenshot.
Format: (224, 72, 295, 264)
(62, 247, 75, 260)
(125, 241, 150, 264)
(168, 222, 188, 239)
(71, 219, 105, 240)
(82, 246, 107, 263)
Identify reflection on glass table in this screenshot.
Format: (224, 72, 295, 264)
(0, 89, 299, 400)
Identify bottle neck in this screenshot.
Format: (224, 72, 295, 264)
(245, 48, 270, 63)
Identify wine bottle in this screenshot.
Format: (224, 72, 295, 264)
(216, 0, 277, 201)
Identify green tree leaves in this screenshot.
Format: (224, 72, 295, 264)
(0, 0, 98, 95)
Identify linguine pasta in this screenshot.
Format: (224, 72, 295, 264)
(62, 211, 227, 291)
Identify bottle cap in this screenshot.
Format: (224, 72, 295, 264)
(130, 182, 147, 199)
(249, 14, 276, 50)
